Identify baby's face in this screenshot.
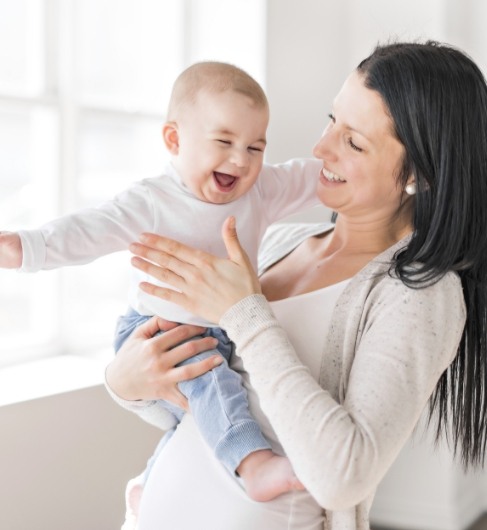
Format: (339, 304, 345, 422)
(172, 90, 269, 204)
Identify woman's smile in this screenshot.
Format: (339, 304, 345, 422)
(321, 167, 346, 183)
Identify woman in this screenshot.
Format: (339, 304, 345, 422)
(106, 41, 487, 529)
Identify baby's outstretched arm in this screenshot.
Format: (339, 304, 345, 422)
(0, 232, 22, 268)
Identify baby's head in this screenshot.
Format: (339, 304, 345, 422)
(163, 62, 269, 204)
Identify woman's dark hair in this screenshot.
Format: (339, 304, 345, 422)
(357, 41, 487, 467)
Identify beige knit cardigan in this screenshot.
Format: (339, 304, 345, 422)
(219, 222, 466, 529)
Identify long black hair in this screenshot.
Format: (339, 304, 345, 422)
(358, 41, 487, 467)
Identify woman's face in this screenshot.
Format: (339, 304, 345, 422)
(313, 71, 408, 222)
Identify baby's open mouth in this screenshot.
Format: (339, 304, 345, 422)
(213, 172, 238, 191)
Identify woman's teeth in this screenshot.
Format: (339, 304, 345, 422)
(322, 168, 346, 182)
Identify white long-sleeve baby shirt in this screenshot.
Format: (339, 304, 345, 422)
(19, 159, 322, 326)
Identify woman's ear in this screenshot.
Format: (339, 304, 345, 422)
(162, 121, 179, 155)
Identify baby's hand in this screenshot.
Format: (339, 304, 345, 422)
(0, 232, 22, 268)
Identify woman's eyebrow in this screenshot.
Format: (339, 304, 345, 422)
(345, 124, 373, 143)
(331, 103, 374, 144)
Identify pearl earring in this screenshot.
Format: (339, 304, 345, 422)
(405, 182, 417, 195)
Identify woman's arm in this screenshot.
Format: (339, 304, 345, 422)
(127, 222, 465, 509)
(219, 275, 465, 510)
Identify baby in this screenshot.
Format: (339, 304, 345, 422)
(0, 62, 321, 506)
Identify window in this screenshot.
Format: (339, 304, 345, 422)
(0, 0, 266, 367)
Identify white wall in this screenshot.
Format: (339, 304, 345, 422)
(265, 1, 487, 528)
(0, 383, 161, 530)
(370, 418, 486, 530)
(265, 0, 487, 164)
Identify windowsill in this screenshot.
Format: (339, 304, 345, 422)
(0, 351, 112, 407)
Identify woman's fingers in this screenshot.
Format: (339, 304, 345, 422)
(167, 354, 223, 412)
(154, 332, 219, 368)
(136, 232, 207, 267)
(221, 216, 247, 265)
(221, 217, 259, 290)
(138, 281, 186, 309)
(171, 354, 223, 383)
(146, 322, 222, 376)
(128, 218, 261, 322)
(134, 218, 247, 269)
(130, 243, 188, 288)
(149, 327, 223, 410)
(148, 321, 207, 349)
(131, 254, 186, 292)
(106, 315, 221, 405)
(165, 388, 189, 411)
(132, 315, 179, 340)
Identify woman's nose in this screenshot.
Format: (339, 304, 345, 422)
(313, 129, 337, 161)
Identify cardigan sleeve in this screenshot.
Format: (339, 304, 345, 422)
(219, 272, 465, 510)
(104, 375, 177, 431)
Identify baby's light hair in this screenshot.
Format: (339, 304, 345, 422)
(167, 61, 268, 120)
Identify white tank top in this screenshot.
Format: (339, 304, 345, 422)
(138, 280, 350, 530)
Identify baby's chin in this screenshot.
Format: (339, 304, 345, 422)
(197, 185, 244, 204)
(204, 192, 240, 205)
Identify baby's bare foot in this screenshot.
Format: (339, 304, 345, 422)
(237, 449, 304, 502)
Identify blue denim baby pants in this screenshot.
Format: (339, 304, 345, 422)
(114, 308, 271, 473)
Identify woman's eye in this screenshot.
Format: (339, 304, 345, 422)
(217, 139, 231, 145)
(347, 138, 363, 152)
(248, 146, 263, 152)
(328, 113, 336, 123)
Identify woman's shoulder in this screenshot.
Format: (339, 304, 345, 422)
(335, 237, 466, 334)
(364, 264, 466, 327)
(373, 266, 463, 296)
(258, 221, 334, 274)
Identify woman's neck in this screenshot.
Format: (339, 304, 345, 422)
(260, 208, 413, 301)
(328, 212, 413, 256)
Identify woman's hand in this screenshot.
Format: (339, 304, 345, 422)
(129, 216, 262, 323)
(105, 316, 222, 410)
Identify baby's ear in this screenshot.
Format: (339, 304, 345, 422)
(162, 121, 179, 154)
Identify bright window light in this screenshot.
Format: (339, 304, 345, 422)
(0, 0, 266, 367)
